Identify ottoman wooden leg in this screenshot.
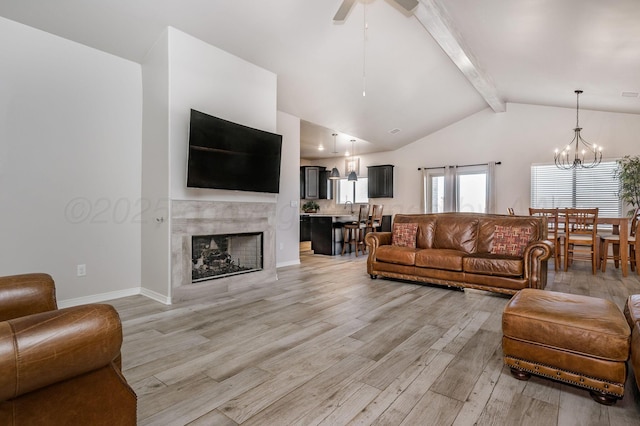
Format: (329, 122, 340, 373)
(509, 367, 531, 381)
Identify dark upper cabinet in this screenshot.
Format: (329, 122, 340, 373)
(301, 166, 330, 199)
(319, 170, 332, 199)
(368, 165, 394, 198)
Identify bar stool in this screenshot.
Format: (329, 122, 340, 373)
(366, 204, 384, 234)
(342, 204, 369, 256)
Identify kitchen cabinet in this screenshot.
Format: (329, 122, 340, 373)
(310, 216, 338, 255)
(367, 165, 394, 198)
(300, 166, 329, 199)
(319, 170, 332, 199)
(300, 215, 311, 242)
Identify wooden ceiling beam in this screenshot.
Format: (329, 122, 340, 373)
(414, 0, 506, 113)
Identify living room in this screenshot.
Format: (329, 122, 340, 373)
(1, 1, 640, 424)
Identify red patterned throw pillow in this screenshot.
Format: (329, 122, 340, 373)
(392, 223, 418, 248)
(491, 225, 532, 256)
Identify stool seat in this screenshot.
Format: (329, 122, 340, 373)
(342, 222, 367, 256)
(502, 288, 631, 405)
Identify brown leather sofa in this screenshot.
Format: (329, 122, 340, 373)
(0, 273, 137, 425)
(624, 295, 640, 391)
(365, 213, 553, 295)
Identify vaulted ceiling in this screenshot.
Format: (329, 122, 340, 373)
(2, 0, 639, 159)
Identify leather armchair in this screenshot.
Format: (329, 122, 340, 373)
(0, 273, 136, 425)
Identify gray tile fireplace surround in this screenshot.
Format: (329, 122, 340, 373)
(171, 200, 277, 302)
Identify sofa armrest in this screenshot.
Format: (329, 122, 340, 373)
(0, 304, 123, 401)
(523, 240, 554, 290)
(0, 273, 57, 321)
(365, 232, 392, 275)
(365, 231, 392, 249)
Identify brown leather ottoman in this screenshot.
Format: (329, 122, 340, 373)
(502, 288, 631, 405)
(624, 295, 640, 391)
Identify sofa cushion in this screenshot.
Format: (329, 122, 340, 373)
(416, 218, 437, 249)
(491, 225, 532, 256)
(376, 245, 418, 266)
(463, 254, 523, 277)
(433, 216, 478, 253)
(392, 223, 418, 248)
(415, 248, 466, 271)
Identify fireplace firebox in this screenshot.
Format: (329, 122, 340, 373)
(191, 232, 263, 282)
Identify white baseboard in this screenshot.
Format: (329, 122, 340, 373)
(57, 287, 141, 308)
(277, 259, 301, 268)
(140, 287, 172, 305)
(58, 286, 172, 308)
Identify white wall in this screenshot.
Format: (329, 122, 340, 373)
(276, 111, 301, 267)
(167, 28, 278, 203)
(141, 28, 171, 301)
(0, 17, 142, 303)
(312, 103, 640, 218)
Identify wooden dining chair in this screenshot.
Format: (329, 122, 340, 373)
(564, 208, 599, 274)
(529, 207, 563, 271)
(600, 207, 640, 273)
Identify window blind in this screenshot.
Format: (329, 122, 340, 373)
(531, 161, 621, 217)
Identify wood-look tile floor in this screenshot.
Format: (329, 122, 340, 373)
(111, 255, 640, 425)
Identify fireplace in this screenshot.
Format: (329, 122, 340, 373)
(171, 200, 277, 302)
(192, 233, 263, 282)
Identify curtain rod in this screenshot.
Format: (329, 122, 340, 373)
(418, 161, 501, 171)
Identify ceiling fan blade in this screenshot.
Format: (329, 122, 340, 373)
(333, 0, 357, 22)
(393, 0, 419, 13)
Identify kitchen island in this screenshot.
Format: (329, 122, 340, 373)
(300, 213, 356, 255)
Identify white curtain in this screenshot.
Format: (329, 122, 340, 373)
(420, 168, 427, 213)
(487, 161, 497, 213)
(444, 165, 457, 212)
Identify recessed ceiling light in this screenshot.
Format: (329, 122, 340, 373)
(389, 128, 401, 134)
(318, 145, 324, 151)
(621, 91, 639, 98)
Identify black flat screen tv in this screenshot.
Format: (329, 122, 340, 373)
(186, 109, 282, 193)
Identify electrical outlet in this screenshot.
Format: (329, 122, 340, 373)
(77, 264, 86, 277)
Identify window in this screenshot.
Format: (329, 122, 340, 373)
(457, 171, 487, 212)
(530, 161, 621, 217)
(423, 164, 494, 213)
(337, 178, 369, 204)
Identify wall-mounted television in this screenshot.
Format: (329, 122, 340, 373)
(187, 109, 282, 193)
